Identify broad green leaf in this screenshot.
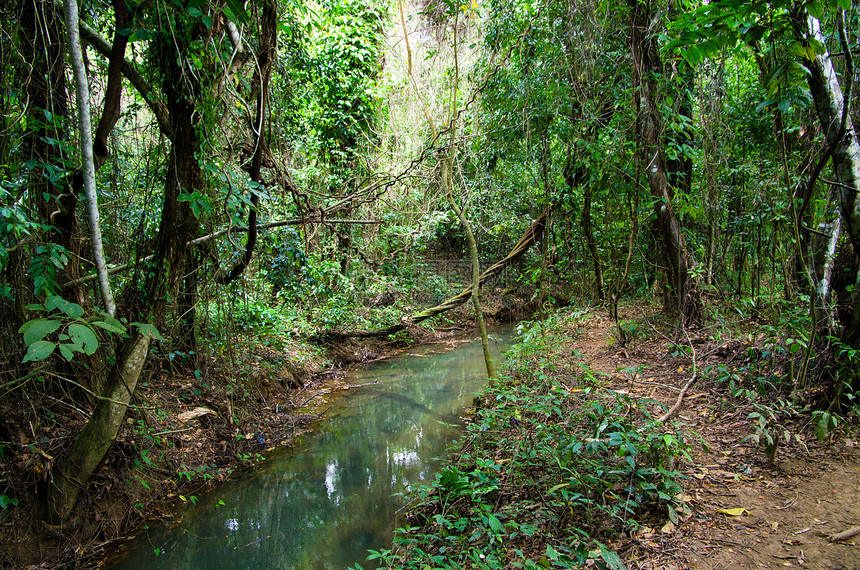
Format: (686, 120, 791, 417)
(59, 344, 75, 361)
(599, 544, 626, 570)
(22, 340, 56, 362)
(19, 318, 61, 346)
(837, 0, 850, 10)
(806, 0, 824, 20)
(45, 295, 83, 319)
(69, 324, 99, 355)
(223, 0, 249, 25)
(487, 514, 503, 534)
(92, 320, 127, 335)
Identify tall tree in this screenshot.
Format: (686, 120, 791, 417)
(629, 0, 701, 325)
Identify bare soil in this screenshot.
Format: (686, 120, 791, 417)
(569, 304, 860, 570)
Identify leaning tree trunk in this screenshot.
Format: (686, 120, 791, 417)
(44, 332, 151, 523)
(45, 12, 201, 524)
(317, 211, 548, 340)
(794, 10, 860, 348)
(629, 0, 701, 326)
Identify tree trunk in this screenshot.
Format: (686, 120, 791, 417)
(812, 201, 841, 334)
(45, 11, 201, 524)
(795, 11, 860, 347)
(44, 333, 151, 523)
(63, 0, 116, 316)
(581, 183, 604, 300)
(443, 15, 494, 378)
(629, 0, 701, 326)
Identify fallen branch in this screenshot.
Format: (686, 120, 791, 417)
(314, 209, 548, 340)
(657, 373, 697, 423)
(657, 330, 697, 423)
(831, 526, 860, 542)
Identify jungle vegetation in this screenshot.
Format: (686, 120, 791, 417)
(1, 0, 859, 564)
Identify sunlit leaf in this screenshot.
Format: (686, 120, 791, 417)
(717, 507, 747, 516)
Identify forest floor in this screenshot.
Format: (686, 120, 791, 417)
(564, 304, 860, 569)
(4, 295, 858, 569)
(0, 290, 524, 568)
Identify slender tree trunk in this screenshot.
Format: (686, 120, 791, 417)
(45, 13, 201, 524)
(442, 157, 495, 379)
(63, 0, 116, 316)
(581, 183, 604, 300)
(812, 200, 841, 333)
(443, 14, 494, 378)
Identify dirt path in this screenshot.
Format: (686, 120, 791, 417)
(569, 306, 860, 570)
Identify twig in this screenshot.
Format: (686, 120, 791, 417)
(297, 393, 321, 408)
(658, 330, 697, 423)
(831, 526, 860, 542)
(345, 381, 381, 389)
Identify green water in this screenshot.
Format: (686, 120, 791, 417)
(109, 330, 513, 569)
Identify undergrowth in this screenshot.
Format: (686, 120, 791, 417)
(355, 314, 690, 569)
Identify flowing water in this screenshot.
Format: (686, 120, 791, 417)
(109, 329, 514, 569)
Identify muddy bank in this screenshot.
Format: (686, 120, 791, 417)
(0, 289, 531, 568)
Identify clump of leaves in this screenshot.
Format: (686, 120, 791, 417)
(18, 294, 162, 363)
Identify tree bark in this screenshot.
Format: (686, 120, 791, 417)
(44, 333, 151, 523)
(45, 9, 201, 523)
(794, 10, 860, 347)
(63, 0, 116, 316)
(629, 0, 701, 326)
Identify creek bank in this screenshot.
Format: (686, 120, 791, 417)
(376, 302, 860, 569)
(0, 289, 530, 568)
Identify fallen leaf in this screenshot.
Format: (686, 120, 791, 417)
(661, 521, 675, 534)
(178, 407, 215, 422)
(717, 507, 747, 516)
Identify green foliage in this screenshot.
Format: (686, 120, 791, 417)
(0, 495, 18, 510)
(306, 0, 387, 168)
(28, 244, 70, 297)
(743, 400, 808, 464)
(17, 295, 161, 363)
(366, 316, 688, 568)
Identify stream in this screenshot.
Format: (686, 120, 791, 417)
(109, 328, 514, 569)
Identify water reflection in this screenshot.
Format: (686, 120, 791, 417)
(110, 331, 512, 570)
